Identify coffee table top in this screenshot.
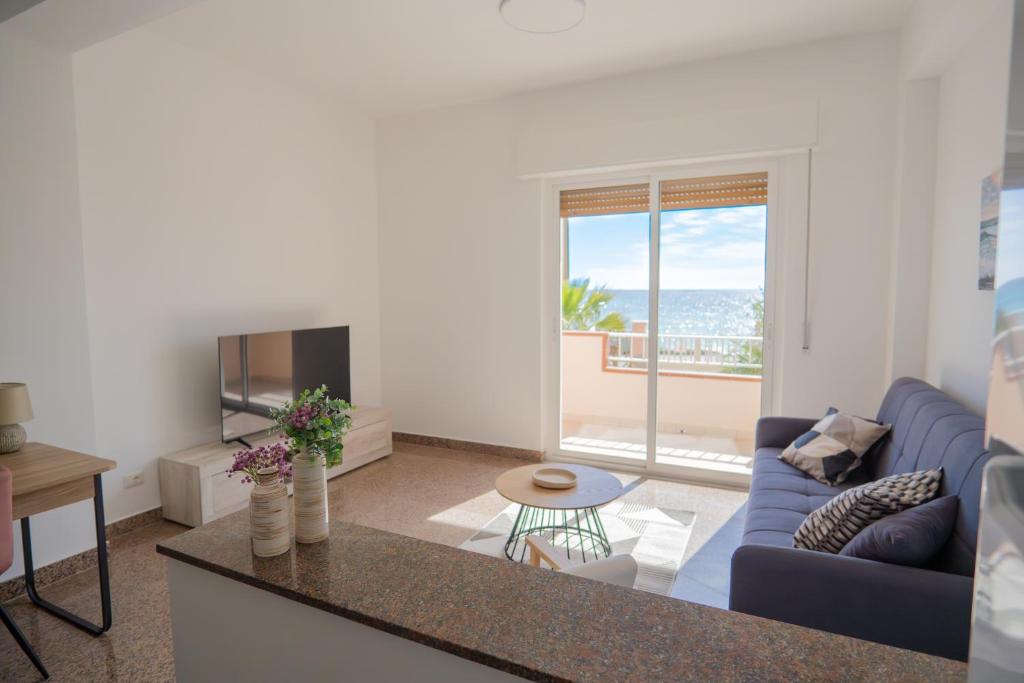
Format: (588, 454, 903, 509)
(495, 463, 623, 509)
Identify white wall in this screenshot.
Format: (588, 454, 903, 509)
(885, 76, 939, 384)
(0, 29, 98, 578)
(924, 2, 1014, 413)
(72, 29, 382, 524)
(377, 33, 901, 450)
(376, 101, 541, 448)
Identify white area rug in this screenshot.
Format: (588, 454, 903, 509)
(459, 500, 696, 595)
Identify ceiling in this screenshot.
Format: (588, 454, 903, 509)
(15, 0, 916, 117)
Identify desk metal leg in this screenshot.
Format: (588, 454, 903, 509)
(20, 473, 112, 635)
(0, 603, 49, 679)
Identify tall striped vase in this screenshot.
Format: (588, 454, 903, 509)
(292, 452, 329, 543)
(249, 467, 290, 557)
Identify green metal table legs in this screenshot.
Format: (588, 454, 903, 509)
(503, 505, 611, 563)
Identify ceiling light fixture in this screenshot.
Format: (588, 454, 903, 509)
(499, 0, 585, 34)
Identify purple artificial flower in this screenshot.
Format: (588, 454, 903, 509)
(226, 442, 292, 484)
(287, 403, 320, 430)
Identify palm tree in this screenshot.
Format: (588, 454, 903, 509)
(562, 278, 626, 332)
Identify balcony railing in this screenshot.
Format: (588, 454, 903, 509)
(606, 332, 763, 374)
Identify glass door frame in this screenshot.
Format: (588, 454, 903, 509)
(544, 155, 787, 487)
(645, 162, 779, 481)
(551, 171, 653, 472)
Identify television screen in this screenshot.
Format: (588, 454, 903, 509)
(218, 325, 351, 443)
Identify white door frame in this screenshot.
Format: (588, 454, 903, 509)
(541, 151, 805, 488)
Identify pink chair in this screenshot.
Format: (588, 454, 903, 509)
(0, 465, 49, 679)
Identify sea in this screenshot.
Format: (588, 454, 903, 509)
(605, 289, 762, 337)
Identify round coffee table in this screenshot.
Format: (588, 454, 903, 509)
(495, 463, 623, 564)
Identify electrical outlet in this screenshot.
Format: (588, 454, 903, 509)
(123, 472, 145, 489)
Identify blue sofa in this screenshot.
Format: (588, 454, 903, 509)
(729, 378, 990, 661)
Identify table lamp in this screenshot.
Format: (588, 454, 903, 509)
(0, 383, 33, 453)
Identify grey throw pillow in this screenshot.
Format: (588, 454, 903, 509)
(839, 495, 958, 566)
(793, 468, 943, 554)
(779, 407, 890, 485)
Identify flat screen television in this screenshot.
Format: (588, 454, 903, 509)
(218, 325, 351, 443)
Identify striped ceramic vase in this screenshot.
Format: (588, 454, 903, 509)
(292, 452, 329, 543)
(249, 467, 290, 557)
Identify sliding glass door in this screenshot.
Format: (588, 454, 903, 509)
(559, 182, 651, 464)
(651, 172, 768, 477)
(558, 166, 772, 481)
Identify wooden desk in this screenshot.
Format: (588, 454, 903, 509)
(2, 442, 117, 635)
(8, 443, 116, 520)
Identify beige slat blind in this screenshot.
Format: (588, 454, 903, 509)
(560, 172, 767, 218)
(559, 183, 649, 218)
(660, 172, 768, 210)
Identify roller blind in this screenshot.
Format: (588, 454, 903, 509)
(560, 172, 767, 218)
(559, 183, 649, 218)
(660, 172, 768, 210)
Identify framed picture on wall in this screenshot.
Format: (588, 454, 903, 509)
(979, 168, 1001, 291)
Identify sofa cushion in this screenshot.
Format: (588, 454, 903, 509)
(840, 495, 958, 566)
(779, 407, 890, 485)
(794, 468, 943, 553)
(741, 447, 858, 547)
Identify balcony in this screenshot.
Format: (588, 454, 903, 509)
(561, 329, 760, 476)
(606, 329, 763, 374)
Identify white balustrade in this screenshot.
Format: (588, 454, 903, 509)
(605, 332, 763, 374)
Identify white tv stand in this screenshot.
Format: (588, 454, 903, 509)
(158, 406, 392, 527)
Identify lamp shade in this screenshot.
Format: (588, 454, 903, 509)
(0, 383, 33, 424)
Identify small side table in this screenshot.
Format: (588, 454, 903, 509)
(6, 442, 117, 635)
(495, 464, 623, 564)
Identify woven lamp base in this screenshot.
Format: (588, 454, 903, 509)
(0, 423, 26, 454)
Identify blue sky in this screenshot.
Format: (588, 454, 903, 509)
(567, 205, 767, 290)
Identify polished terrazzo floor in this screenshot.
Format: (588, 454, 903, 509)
(0, 443, 747, 682)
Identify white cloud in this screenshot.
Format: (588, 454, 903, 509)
(660, 265, 765, 290)
(569, 205, 767, 290)
(583, 266, 650, 290)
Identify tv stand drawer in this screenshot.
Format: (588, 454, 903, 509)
(328, 420, 391, 478)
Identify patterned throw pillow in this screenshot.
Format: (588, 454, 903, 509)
(793, 468, 943, 554)
(779, 408, 890, 485)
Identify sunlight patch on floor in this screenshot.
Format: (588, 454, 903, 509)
(425, 489, 508, 529)
(560, 434, 753, 475)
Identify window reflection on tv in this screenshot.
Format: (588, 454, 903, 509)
(218, 326, 350, 443)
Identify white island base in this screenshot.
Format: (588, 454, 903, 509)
(166, 560, 521, 682)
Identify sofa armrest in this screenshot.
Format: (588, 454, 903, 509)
(754, 416, 818, 450)
(729, 544, 973, 661)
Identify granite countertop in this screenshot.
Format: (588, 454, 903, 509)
(156, 512, 967, 683)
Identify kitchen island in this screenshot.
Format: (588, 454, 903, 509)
(157, 510, 967, 682)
